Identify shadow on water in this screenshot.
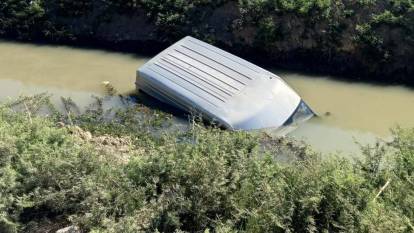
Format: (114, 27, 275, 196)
(274, 68, 414, 91)
(128, 90, 188, 119)
(0, 38, 167, 59)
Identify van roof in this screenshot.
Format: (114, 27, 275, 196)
(137, 36, 309, 130)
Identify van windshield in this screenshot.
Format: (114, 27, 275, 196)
(283, 100, 315, 127)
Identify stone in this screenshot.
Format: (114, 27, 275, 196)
(56, 225, 80, 233)
(56, 122, 65, 128)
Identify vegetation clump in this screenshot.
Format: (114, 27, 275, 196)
(0, 95, 413, 232)
(1, 0, 413, 84)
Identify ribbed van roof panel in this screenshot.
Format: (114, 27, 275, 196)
(137, 36, 310, 130)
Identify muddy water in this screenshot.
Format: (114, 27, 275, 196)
(1, 41, 413, 155)
(282, 74, 414, 155)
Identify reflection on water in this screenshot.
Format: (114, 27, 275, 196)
(1, 41, 413, 155)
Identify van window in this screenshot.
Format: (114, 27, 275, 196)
(283, 100, 315, 127)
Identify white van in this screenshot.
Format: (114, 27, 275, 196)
(136, 36, 314, 131)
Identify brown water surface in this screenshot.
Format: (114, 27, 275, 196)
(1, 41, 413, 155)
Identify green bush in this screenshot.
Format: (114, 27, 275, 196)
(43, 0, 93, 17)
(1, 0, 414, 84)
(0, 96, 413, 232)
(0, 0, 45, 39)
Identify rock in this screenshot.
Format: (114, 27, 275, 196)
(118, 147, 129, 153)
(56, 225, 80, 233)
(101, 81, 117, 96)
(101, 137, 110, 145)
(57, 122, 65, 128)
(67, 125, 133, 162)
(82, 131, 93, 141)
(69, 126, 92, 141)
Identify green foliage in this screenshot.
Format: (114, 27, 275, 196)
(43, 0, 93, 17)
(107, 0, 229, 40)
(239, 0, 332, 16)
(353, 0, 414, 68)
(0, 0, 45, 39)
(355, 23, 384, 52)
(0, 96, 413, 232)
(372, 10, 402, 25)
(256, 16, 281, 45)
(1, 0, 414, 83)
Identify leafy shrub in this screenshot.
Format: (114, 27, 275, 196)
(1, 0, 414, 83)
(0, 0, 45, 39)
(43, 0, 93, 17)
(0, 96, 413, 232)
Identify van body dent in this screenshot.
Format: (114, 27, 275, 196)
(136, 36, 314, 131)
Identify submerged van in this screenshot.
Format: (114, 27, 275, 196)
(136, 36, 314, 131)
